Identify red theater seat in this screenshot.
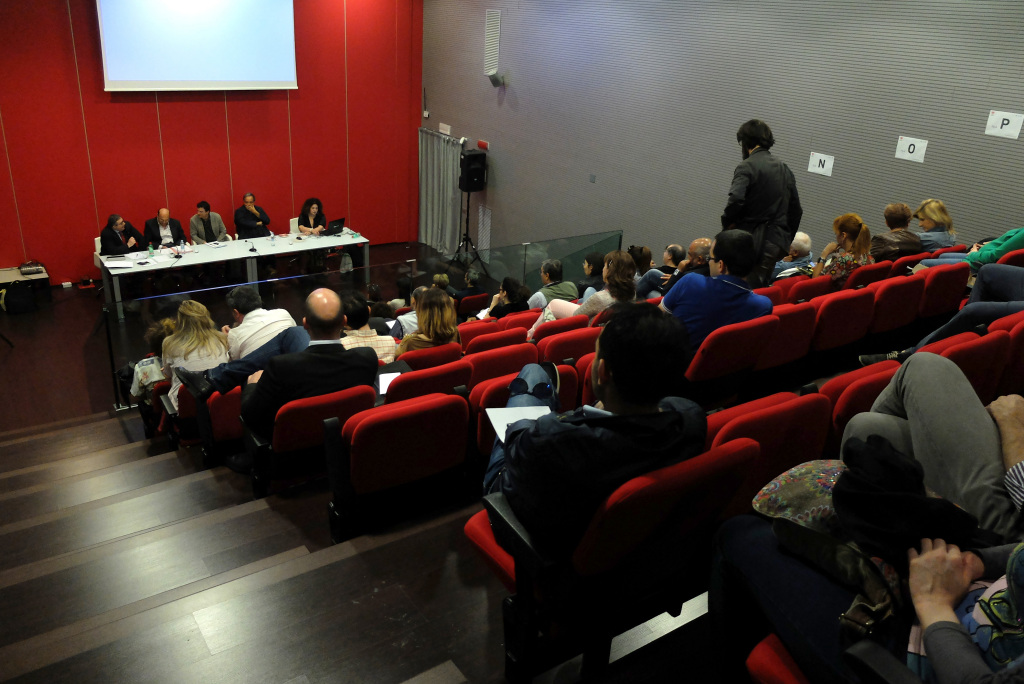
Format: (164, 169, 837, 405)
(576, 352, 597, 407)
(810, 289, 874, 351)
(890, 252, 929, 277)
(918, 263, 970, 318)
(531, 314, 589, 342)
(499, 310, 542, 332)
(773, 274, 808, 301)
(686, 315, 780, 383)
(536, 326, 601, 365)
(464, 327, 527, 355)
(821, 362, 901, 457)
(940, 330, 1011, 404)
(996, 248, 1024, 267)
(746, 634, 812, 684)
(457, 319, 499, 352)
(842, 260, 892, 290)
(787, 277, 834, 304)
(464, 343, 539, 389)
(753, 286, 783, 306)
(397, 342, 462, 370)
(932, 244, 967, 256)
(457, 292, 491, 318)
(867, 276, 926, 334)
(384, 359, 472, 404)
(755, 303, 816, 370)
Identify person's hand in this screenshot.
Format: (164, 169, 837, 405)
(820, 242, 838, 260)
(127, 237, 137, 248)
(782, 255, 794, 262)
(986, 394, 1024, 423)
(247, 370, 263, 384)
(246, 204, 260, 216)
(986, 394, 1024, 469)
(221, 324, 231, 335)
(660, 273, 672, 284)
(907, 538, 975, 628)
(970, 243, 982, 253)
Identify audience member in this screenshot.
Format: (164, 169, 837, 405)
(161, 301, 229, 410)
(636, 240, 712, 299)
(918, 224, 1024, 272)
(859, 263, 1024, 366)
(486, 277, 531, 319)
(722, 119, 803, 288)
(450, 270, 483, 301)
(239, 288, 377, 447)
(190, 201, 228, 244)
(912, 198, 956, 251)
(526, 250, 635, 339)
(432, 273, 450, 291)
(576, 252, 605, 296)
(144, 208, 187, 249)
(810, 213, 874, 287)
(99, 213, 145, 256)
(482, 303, 703, 553)
(769, 231, 813, 282)
(392, 286, 427, 338)
(221, 286, 295, 360)
(340, 292, 397, 363)
(659, 229, 772, 349)
(234, 192, 271, 239)
(627, 244, 655, 279)
(396, 287, 460, 356)
(526, 260, 578, 310)
(296, 197, 326, 235)
(130, 318, 176, 436)
(870, 202, 922, 262)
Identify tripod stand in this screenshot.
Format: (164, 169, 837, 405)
(453, 191, 489, 277)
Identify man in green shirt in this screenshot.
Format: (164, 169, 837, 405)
(526, 259, 579, 309)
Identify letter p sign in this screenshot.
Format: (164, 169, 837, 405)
(986, 110, 1024, 140)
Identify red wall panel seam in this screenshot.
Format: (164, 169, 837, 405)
(0, 106, 26, 262)
(287, 91, 295, 216)
(66, 0, 100, 231)
(224, 94, 235, 211)
(155, 94, 169, 208)
(343, 0, 351, 217)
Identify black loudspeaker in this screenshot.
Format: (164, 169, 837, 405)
(459, 149, 487, 192)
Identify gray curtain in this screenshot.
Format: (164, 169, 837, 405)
(418, 128, 463, 254)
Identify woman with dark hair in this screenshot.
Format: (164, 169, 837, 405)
(396, 288, 461, 356)
(627, 245, 654, 278)
(576, 251, 606, 299)
(296, 197, 326, 235)
(527, 250, 636, 339)
(486, 277, 532, 319)
(811, 213, 874, 287)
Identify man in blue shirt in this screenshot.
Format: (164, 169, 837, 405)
(659, 229, 773, 349)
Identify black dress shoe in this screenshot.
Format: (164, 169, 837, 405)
(174, 367, 215, 403)
(224, 452, 253, 474)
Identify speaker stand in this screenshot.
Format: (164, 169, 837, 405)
(454, 192, 489, 277)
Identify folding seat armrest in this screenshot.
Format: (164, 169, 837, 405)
(452, 384, 470, 399)
(482, 492, 556, 579)
(240, 416, 269, 451)
(160, 393, 178, 417)
(323, 416, 353, 499)
(844, 640, 922, 684)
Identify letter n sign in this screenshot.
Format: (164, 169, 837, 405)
(807, 152, 834, 177)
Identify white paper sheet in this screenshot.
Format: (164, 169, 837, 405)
(894, 136, 928, 163)
(485, 406, 552, 443)
(378, 372, 401, 395)
(985, 110, 1024, 140)
(105, 260, 134, 269)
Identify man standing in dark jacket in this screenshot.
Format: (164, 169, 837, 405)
(722, 119, 803, 288)
(482, 303, 706, 554)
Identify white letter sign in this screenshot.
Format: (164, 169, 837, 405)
(895, 136, 928, 163)
(807, 152, 834, 177)
(985, 110, 1023, 140)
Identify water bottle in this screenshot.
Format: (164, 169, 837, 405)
(148, 243, 154, 257)
(179, 238, 185, 254)
(270, 233, 276, 246)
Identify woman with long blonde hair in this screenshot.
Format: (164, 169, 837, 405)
(811, 213, 874, 287)
(396, 287, 460, 356)
(913, 198, 956, 251)
(162, 300, 229, 410)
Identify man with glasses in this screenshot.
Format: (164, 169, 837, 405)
(99, 213, 145, 256)
(636, 239, 712, 299)
(481, 303, 705, 553)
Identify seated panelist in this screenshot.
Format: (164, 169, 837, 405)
(234, 192, 272, 239)
(144, 208, 186, 248)
(296, 197, 326, 235)
(99, 213, 145, 256)
(190, 200, 228, 244)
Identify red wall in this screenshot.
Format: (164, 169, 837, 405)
(0, 0, 422, 283)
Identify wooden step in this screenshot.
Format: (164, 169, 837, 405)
(0, 504, 481, 682)
(0, 411, 114, 443)
(0, 414, 147, 474)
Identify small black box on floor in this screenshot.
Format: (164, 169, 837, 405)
(459, 149, 487, 192)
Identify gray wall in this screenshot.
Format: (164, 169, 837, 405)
(421, 0, 1024, 258)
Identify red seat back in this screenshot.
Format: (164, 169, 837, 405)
(867, 276, 926, 334)
(918, 262, 971, 318)
(384, 359, 472, 404)
(394, 306, 412, 316)
(755, 303, 816, 370)
(940, 330, 1012, 405)
(499, 310, 541, 332)
(786, 276, 834, 304)
(918, 331, 980, 356)
(989, 309, 1024, 333)
(207, 386, 243, 442)
(842, 260, 892, 290)
(711, 393, 832, 517)
(457, 319, 499, 352)
(746, 634, 812, 684)
(575, 351, 597, 407)
(773, 274, 808, 301)
(890, 252, 928, 277)
(705, 392, 798, 450)
(271, 385, 376, 452)
(464, 343, 539, 389)
(830, 367, 901, 456)
(998, 320, 1024, 397)
(571, 438, 759, 576)
(810, 289, 875, 351)
(464, 327, 527, 355)
(686, 315, 780, 382)
(537, 326, 601, 365)
(932, 244, 967, 256)
(996, 248, 1024, 267)
(398, 342, 462, 370)
(457, 292, 492, 316)
(468, 366, 578, 456)
(590, 307, 616, 327)
(753, 286, 783, 306)
(176, 384, 198, 419)
(532, 314, 589, 342)
(342, 394, 469, 494)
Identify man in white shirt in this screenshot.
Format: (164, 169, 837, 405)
(222, 287, 295, 359)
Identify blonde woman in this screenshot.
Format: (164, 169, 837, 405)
(396, 288, 460, 356)
(162, 300, 229, 410)
(912, 198, 956, 251)
(811, 213, 874, 287)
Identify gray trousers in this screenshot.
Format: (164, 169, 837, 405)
(842, 353, 1021, 540)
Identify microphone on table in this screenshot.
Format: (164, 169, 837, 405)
(248, 240, 257, 253)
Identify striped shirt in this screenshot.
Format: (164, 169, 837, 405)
(342, 328, 397, 363)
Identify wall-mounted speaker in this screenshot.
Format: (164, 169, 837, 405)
(459, 149, 487, 192)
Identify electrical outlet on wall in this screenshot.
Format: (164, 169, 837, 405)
(439, 123, 451, 135)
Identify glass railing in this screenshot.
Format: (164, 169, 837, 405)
(101, 230, 621, 407)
